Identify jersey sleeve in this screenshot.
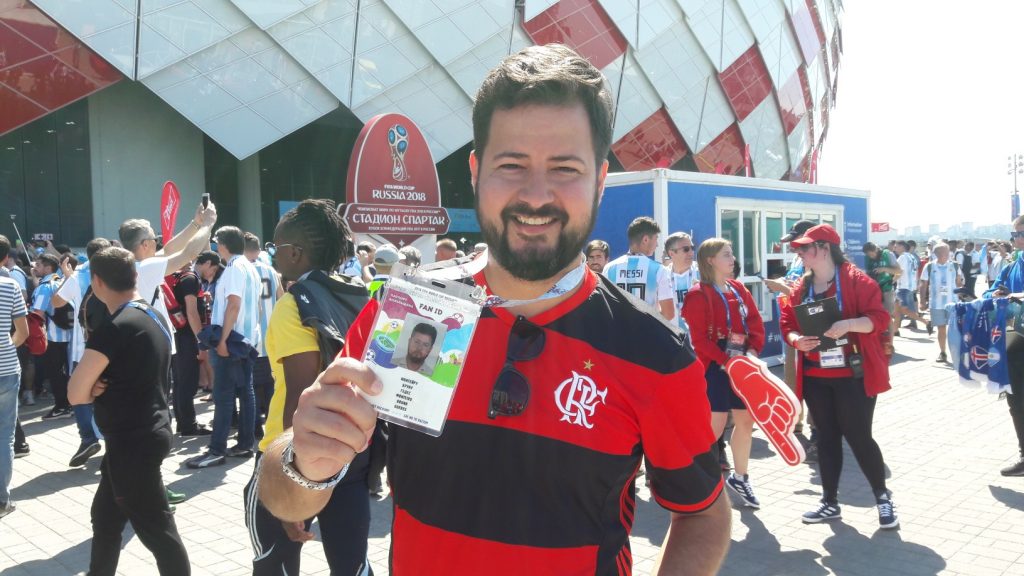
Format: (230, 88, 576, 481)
(32, 282, 51, 313)
(220, 265, 245, 299)
(268, 295, 319, 364)
(656, 266, 674, 302)
(641, 360, 723, 513)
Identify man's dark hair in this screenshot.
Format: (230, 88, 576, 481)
(37, 253, 60, 273)
(585, 239, 609, 258)
(196, 250, 222, 267)
(412, 322, 438, 346)
(862, 242, 878, 254)
(278, 199, 355, 270)
(627, 217, 660, 244)
(55, 244, 71, 255)
(965, 241, 975, 250)
(0, 235, 9, 262)
(214, 226, 245, 255)
(473, 44, 614, 165)
(86, 237, 112, 259)
(895, 240, 909, 250)
(244, 232, 260, 253)
(907, 240, 917, 248)
(90, 247, 136, 292)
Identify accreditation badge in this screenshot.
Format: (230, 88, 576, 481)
(361, 273, 483, 437)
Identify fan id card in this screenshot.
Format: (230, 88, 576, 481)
(361, 275, 482, 436)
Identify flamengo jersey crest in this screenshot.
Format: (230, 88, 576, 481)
(555, 371, 607, 429)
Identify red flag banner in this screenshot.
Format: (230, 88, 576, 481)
(871, 222, 890, 233)
(160, 181, 181, 241)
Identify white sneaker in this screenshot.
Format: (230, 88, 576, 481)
(19, 390, 34, 406)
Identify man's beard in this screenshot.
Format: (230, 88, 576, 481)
(476, 184, 598, 282)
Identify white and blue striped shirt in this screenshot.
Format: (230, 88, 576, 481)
(671, 263, 700, 331)
(212, 255, 263, 351)
(32, 273, 71, 343)
(251, 259, 279, 357)
(603, 254, 674, 310)
(0, 276, 27, 376)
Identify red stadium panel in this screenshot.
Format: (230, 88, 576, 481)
(693, 124, 746, 176)
(777, 71, 807, 134)
(719, 45, 773, 123)
(523, 0, 627, 70)
(611, 108, 689, 171)
(797, 66, 813, 113)
(0, 1, 121, 136)
(805, 0, 827, 46)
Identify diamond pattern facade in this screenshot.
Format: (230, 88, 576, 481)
(10, 0, 842, 181)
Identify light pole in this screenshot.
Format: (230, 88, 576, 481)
(1010, 154, 1023, 220)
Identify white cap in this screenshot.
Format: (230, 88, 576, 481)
(374, 244, 401, 265)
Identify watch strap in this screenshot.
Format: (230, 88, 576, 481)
(281, 441, 349, 490)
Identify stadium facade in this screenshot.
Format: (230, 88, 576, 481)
(0, 0, 843, 245)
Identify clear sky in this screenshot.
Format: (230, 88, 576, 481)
(818, 1, 1024, 231)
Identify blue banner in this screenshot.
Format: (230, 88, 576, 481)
(447, 208, 480, 233)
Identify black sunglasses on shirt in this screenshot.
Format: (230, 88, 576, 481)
(488, 316, 546, 419)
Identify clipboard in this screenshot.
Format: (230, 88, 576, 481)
(793, 296, 849, 351)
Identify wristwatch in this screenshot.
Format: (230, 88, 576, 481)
(281, 441, 349, 490)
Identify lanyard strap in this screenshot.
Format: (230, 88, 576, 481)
(713, 283, 748, 334)
(119, 300, 173, 346)
(414, 249, 588, 309)
(806, 272, 843, 313)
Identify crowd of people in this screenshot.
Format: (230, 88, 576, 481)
(1, 43, 1023, 576)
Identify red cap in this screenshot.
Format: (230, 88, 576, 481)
(789, 224, 841, 248)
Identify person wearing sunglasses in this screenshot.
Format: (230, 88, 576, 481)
(258, 44, 729, 576)
(982, 215, 1024, 476)
(779, 224, 899, 529)
(664, 231, 699, 331)
(682, 238, 765, 510)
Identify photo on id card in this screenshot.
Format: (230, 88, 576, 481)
(361, 275, 481, 436)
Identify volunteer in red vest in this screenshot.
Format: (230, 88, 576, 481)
(682, 237, 765, 509)
(779, 224, 899, 529)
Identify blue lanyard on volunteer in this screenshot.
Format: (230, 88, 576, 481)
(805, 273, 843, 313)
(118, 300, 173, 345)
(713, 283, 748, 334)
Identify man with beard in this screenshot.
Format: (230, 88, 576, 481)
(257, 44, 729, 576)
(584, 239, 609, 273)
(396, 323, 436, 374)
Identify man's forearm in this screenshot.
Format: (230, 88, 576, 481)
(653, 496, 730, 576)
(163, 218, 202, 255)
(185, 301, 203, 339)
(258, 431, 333, 522)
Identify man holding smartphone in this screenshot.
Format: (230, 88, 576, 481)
(984, 215, 1024, 476)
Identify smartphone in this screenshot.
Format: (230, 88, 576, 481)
(201, 193, 210, 209)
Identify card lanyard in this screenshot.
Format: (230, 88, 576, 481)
(713, 283, 748, 334)
(413, 249, 588, 309)
(805, 273, 843, 314)
(119, 300, 173, 346)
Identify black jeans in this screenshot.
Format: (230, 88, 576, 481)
(1005, 331, 1024, 456)
(244, 452, 372, 576)
(41, 341, 69, 409)
(803, 375, 888, 502)
(89, 429, 189, 576)
(172, 331, 200, 432)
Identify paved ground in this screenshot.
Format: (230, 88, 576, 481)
(2, 326, 1024, 575)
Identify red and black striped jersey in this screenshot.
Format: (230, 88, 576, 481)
(342, 268, 722, 575)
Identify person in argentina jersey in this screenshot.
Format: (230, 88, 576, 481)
(186, 226, 263, 469)
(664, 231, 699, 332)
(244, 232, 284, 439)
(919, 243, 963, 364)
(603, 216, 675, 321)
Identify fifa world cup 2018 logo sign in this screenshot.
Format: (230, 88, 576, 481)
(387, 124, 410, 181)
